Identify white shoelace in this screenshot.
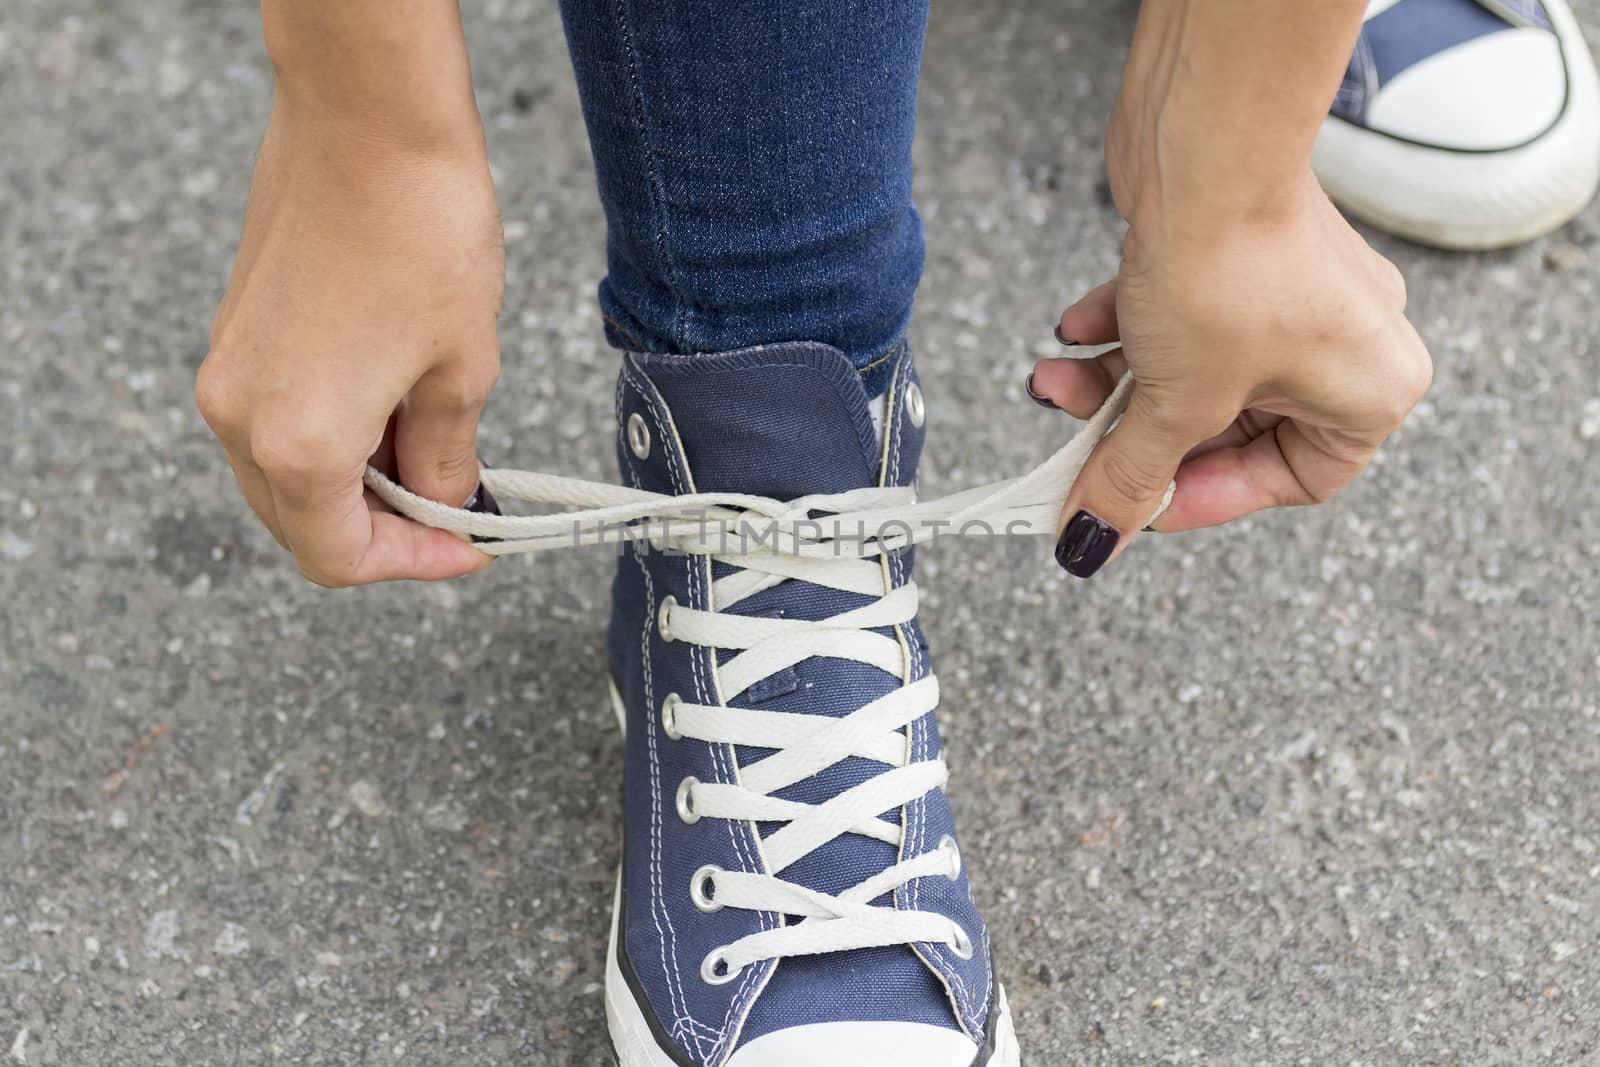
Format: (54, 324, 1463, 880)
(366, 372, 1162, 981)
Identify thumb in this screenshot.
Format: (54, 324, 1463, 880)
(1055, 386, 1198, 578)
(395, 358, 496, 508)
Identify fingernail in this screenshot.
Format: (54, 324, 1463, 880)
(463, 481, 500, 516)
(1053, 324, 1080, 347)
(1024, 372, 1058, 410)
(463, 470, 502, 545)
(1055, 509, 1119, 578)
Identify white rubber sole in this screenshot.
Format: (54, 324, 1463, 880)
(603, 876, 666, 1067)
(1312, 0, 1600, 250)
(601, 684, 1022, 1066)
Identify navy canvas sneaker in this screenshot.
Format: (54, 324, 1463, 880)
(1314, 0, 1600, 249)
(600, 342, 1020, 1066)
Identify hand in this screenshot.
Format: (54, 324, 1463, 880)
(1031, 176, 1432, 577)
(196, 100, 504, 586)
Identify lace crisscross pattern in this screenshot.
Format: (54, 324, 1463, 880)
(365, 372, 1162, 980)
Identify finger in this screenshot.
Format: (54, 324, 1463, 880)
(269, 473, 492, 587)
(370, 412, 399, 480)
(1027, 348, 1129, 417)
(1151, 419, 1372, 533)
(365, 417, 406, 518)
(1056, 279, 1119, 346)
(395, 356, 497, 507)
(254, 420, 491, 586)
(220, 449, 287, 550)
(1180, 409, 1285, 462)
(1055, 386, 1214, 577)
(1274, 417, 1374, 507)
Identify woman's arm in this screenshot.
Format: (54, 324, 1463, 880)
(1110, 1, 1370, 232)
(260, 0, 483, 149)
(197, 0, 502, 586)
(1034, 1, 1433, 577)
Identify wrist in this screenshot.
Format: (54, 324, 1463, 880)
(263, 0, 484, 155)
(1107, 0, 1363, 241)
(1108, 94, 1328, 242)
(1119, 152, 1327, 253)
(269, 88, 488, 168)
(251, 97, 501, 259)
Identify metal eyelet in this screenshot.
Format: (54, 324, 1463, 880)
(675, 776, 701, 824)
(904, 382, 926, 428)
(627, 411, 652, 460)
(690, 864, 724, 912)
(700, 947, 741, 985)
(657, 596, 676, 643)
(661, 692, 684, 741)
(938, 834, 961, 881)
(949, 924, 974, 960)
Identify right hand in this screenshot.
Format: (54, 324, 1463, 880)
(196, 99, 504, 587)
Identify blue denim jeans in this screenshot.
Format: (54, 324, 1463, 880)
(558, 0, 931, 396)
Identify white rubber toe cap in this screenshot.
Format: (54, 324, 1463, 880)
(724, 1021, 979, 1067)
(1367, 27, 1567, 150)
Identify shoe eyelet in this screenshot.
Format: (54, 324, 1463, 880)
(905, 382, 926, 428)
(700, 947, 742, 985)
(938, 834, 961, 881)
(657, 596, 676, 642)
(690, 864, 724, 912)
(949, 923, 974, 960)
(675, 776, 701, 824)
(627, 411, 652, 460)
(660, 692, 684, 740)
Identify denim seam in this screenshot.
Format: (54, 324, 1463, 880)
(603, 309, 650, 353)
(855, 339, 903, 380)
(610, 0, 690, 350)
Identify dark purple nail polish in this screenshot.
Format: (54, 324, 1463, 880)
(463, 482, 500, 515)
(1053, 324, 1080, 347)
(1055, 510, 1118, 578)
(463, 478, 502, 543)
(1025, 372, 1058, 410)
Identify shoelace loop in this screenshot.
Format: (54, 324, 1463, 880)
(365, 372, 1165, 556)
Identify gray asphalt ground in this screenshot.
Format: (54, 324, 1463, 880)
(4, 2, 1600, 1064)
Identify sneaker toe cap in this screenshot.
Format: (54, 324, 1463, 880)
(724, 1021, 980, 1067)
(1367, 26, 1568, 150)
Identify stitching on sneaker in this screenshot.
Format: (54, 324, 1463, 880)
(620, 367, 701, 1056)
(626, 357, 772, 1061)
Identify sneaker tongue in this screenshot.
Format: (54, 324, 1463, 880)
(631, 343, 882, 498)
